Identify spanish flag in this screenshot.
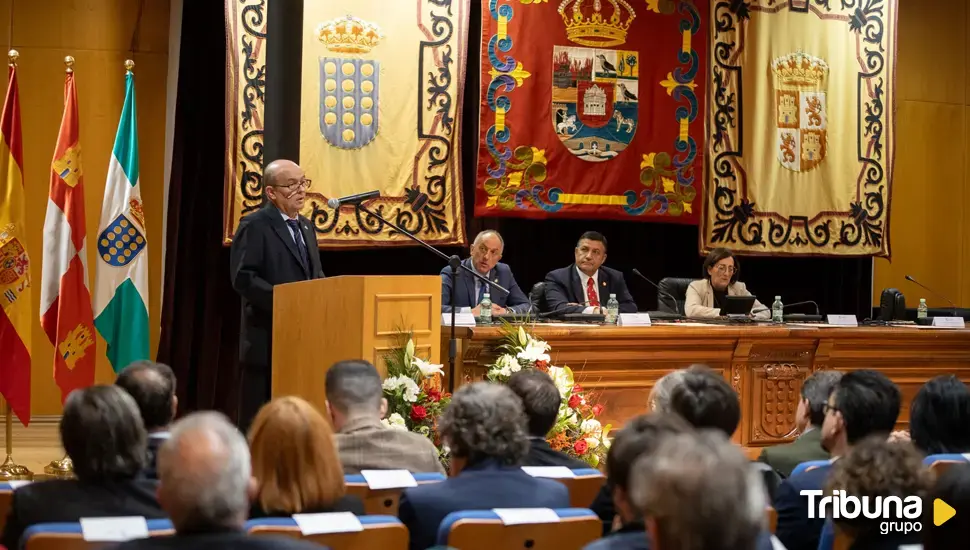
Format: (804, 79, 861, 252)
(0, 53, 30, 425)
(40, 58, 96, 402)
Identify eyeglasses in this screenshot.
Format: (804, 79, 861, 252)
(822, 403, 840, 415)
(714, 264, 736, 274)
(273, 178, 312, 191)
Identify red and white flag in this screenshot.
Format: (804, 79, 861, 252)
(40, 64, 95, 401)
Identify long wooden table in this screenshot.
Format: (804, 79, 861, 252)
(442, 324, 970, 451)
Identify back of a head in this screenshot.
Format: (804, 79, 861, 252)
(631, 430, 764, 550)
(248, 396, 345, 514)
(826, 436, 932, 542)
(801, 370, 843, 427)
(158, 412, 252, 533)
(61, 385, 147, 481)
(507, 370, 561, 437)
(440, 382, 530, 467)
(910, 375, 970, 455)
(924, 463, 970, 550)
(669, 365, 740, 437)
(650, 369, 687, 413)
(606, 413, 694, 492)
(325, 359, 383, 416)
(115, 360, 177, 431)
(833, 370, 901, 444)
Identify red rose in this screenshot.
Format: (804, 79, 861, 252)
(592, 404, 604, 417)
(535, 360, 549, 372)
(410, 405, 428, 423)
(573, 439, 589, 454)
(568, 394, 582, 409)
(573, 384, 583, 393)
(427, 389, 442, 402)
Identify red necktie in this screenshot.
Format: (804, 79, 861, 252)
(586, 277, 600, 307)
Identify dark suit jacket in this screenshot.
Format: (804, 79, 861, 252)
(524, 438, 591, 471)
(543, 265, 637, 314)
(249, 494, 365, 518)
(581, 521, 650, 550)
(111, 530, 325, 550)
(440, 259, 531, 314)
(229, 203, 324, 368)
(758, 427, 830, 479)
(773, 463, 833, 550)
(0, 478, 165, 550)
(141, 432, 168, 481)
(398, 461, 570, 550)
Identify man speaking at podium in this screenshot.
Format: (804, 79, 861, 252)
(440, 230, 531, 315)
(230, 160, 325, 430)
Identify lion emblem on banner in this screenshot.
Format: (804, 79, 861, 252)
(772, 52, 829, 173)
(0, 234, 29, 307)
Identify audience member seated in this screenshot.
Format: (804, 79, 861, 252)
(647, 370, 686, 413)
(116, 360, 179, 480)
(0, 385, 165, 550)
(508, 370, 589, 470)
(542, 231, 637, 315)
(325, 359, 445, 474)
(398, 382, 570, 550)
(923, 462, 970, 550)
(667, 365, 741, 437)
(114, 411, 324, 550)
(825, 436, 931, 549)
(247, 396, 364, 518)
(684, 247, 769, 319)
(774, 370, 900, 550)
(583, 413, 693, 550)
(758, 371, 841, 477)
(630, 430, 769, 550)
(910, 374, 970, 456)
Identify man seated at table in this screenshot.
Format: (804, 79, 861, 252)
(543, 231, 637, 315)
(440, 229, 531, 315)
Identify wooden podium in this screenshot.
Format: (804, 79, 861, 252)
(271, 275, 441, 412)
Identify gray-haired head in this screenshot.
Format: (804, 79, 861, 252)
(649, 369, 688, 413)
(325, 359, 384, 419)
(440, 382, 530, 467)
(60, 385, 148, 481)
(472, 230, 504, 249)
(157, 412, 253, 533)
(631, 430, 765, 550)
(800, 370, 843, 428)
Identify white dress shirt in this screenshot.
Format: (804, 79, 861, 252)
(459, 264, 492, 313)
(576, 266, 602, 314)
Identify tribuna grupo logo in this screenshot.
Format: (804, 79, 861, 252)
(801, 490, 923, 535)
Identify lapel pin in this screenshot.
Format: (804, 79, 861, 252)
(602, 281, 607, 287)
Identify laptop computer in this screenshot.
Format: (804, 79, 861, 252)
(723, 295, 756, 315)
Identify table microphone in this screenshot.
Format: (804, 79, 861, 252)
(752, 301, 821, 316)
(904, 275, 959, 314)
(631, 269, 680, 308)
(327, 190, 381, 208)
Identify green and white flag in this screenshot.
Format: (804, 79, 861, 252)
(94, 67, 149, 372)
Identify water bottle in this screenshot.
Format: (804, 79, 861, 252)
(772, 296, 784, 322)
(917, 298, 928, 319)
(480, 291, 492, 324)
(606, 293, 619, 325)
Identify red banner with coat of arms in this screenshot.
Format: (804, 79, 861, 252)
(475, 0, 708, 223)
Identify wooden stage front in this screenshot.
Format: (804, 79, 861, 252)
(443, 324, 970, 450)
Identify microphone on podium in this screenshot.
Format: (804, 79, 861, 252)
(327, 190, 381, 209)
(904, 275, 959, 314)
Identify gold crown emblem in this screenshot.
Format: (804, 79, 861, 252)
(558, 0, 635, 48)
(316, 15, 383, 54)
(771, 52, 829, 88)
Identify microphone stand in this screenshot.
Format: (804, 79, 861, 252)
(353, 201, 509, 385)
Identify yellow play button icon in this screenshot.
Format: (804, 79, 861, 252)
(935, 498, 956, 526)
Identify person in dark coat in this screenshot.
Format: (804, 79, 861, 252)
(440, 230, 531, 315)
(116, 360, 179, 480)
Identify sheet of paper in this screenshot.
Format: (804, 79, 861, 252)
(618, 313, 651, 327)
(360, 469, 418, 490)
(80, 517, 149, 542)
(293, 512, 364, 535)
(521, 466, 576, 479)
(933, 317, 966, 328)
(826, 314, 858, 327)
(492, 508, 561, 525)
(442, 312, 476, 327)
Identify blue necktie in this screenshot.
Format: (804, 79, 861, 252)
(286, 219, 309, 272)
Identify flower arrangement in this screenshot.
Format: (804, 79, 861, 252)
(486, 326, 612, 467)
(381, 337, 451, 460)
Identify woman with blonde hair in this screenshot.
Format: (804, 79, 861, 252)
(248, 396, 364, 517)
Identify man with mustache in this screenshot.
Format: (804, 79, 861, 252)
(543, 231, 637, 315)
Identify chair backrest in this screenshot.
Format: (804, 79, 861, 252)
(930, 460, 964, 477)
(437, 508, 600, 550)
(656, 278, 693, 314)
(245, 515, 407, 550)
(530, 282, 547, 312)
(791, 459, 830, 477)
(344, 473, 446, 515)
(923, 453, 970, 466)
(550, 469, 605, 508)
(21, 519, 174, 550)
(0, 484, 13, 538)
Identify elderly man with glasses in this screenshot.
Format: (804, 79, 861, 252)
(229, 159, 325, 431)
(440, 229, 532, 316)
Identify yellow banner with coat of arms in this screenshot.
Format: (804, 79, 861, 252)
(297, 0, 469, 248)
(701, 0, 896, 257)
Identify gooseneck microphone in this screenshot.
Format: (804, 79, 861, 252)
(905, 275, 958, 313)
(326, 190, 381, 209)
(631, 269, 680, 310)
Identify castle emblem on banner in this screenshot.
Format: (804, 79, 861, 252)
(316, 15, 383, 150)
(552, 0, 638, 163)
(772, 52, 829, 173)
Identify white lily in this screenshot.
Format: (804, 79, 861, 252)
(517, 339, 551, 364)
(413, 356, 445, 378)
(383, 375, 421, 403)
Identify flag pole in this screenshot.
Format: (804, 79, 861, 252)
(0, 401, 32, 480)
